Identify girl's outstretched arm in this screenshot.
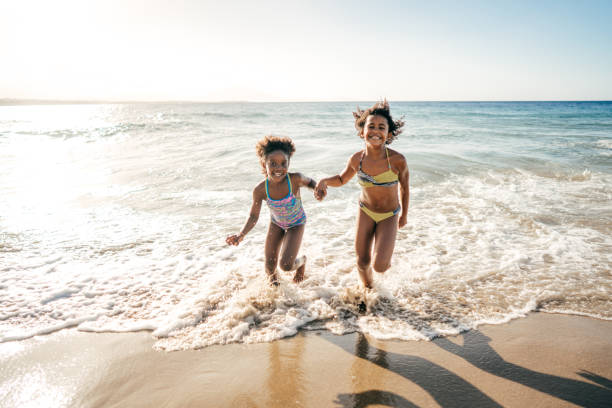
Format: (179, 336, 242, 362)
(314, 152, 360, 200)
(397, 155, 410, 228)
(226, 182, 265, 246)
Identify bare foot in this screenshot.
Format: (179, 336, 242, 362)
(268, 271, 280, 287)
(293, 256, 306, 283)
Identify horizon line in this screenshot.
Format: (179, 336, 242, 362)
(1, 98, 611, 106)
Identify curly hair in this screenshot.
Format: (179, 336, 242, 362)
(353, 99, 404, 144)
(255, 135, 296, 174)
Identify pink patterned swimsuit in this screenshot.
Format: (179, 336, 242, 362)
(265, 174, 307, 230)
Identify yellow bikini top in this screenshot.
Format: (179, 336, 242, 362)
(357, 147, 399, 188)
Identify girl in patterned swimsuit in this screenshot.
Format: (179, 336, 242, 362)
(314, 100, 409, 289)
(226, 136, 317, 286)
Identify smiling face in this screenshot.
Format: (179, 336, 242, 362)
(265, 150, 290, 182)
(361, 114, 391, 146)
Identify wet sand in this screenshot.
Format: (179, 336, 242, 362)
(1, 312, 611, 407)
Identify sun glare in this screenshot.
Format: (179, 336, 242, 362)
(0, 105, 117, 231)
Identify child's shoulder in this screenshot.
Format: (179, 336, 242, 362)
(253, 180, 267, 198)
(255, 179, 267, 188)
(387, 147, 406, 161)
(387, 148, 408, 169)
(288, 172, 309, 183)
(348, 150, 364, 165)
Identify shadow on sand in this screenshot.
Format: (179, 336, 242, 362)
(328, 331, 611, 408)
(435, 330, 612, 407)
(334, 389, 419, 408)
(330, 332, 501, 407)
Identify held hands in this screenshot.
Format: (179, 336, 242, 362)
(314, 180, 327, 201)
(225, 232, 245, 246)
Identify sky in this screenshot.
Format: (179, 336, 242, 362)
(2, 0, 611, 102)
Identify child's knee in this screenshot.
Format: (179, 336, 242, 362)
(279, 258, 294, 271)
(373, 260, 390, 273)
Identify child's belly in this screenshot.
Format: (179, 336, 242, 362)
(359, 186, 400, 212)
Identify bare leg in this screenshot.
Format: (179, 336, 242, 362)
(265, 222, 285, 286)
(278, 224, 306, 283)
(372, 213, 399, 273)
(355, 208, 376, 289)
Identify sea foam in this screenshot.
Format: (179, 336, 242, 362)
(1, 101, 610, 349)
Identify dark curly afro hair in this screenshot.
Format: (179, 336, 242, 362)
(353, 99, 404, 144)
(255, 135, 296, 174)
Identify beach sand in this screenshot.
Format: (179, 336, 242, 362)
(1, 312, 611, 408)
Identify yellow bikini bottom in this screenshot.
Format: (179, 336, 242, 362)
(359, 202, 401, 223)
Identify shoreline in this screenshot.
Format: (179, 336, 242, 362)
(1, 312, 611, 407)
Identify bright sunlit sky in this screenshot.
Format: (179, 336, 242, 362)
(2, 0, 611, 101)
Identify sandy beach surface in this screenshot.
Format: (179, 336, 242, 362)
(1, 312, 610, 408)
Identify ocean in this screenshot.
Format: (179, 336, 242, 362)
(1, 101, 610, 350)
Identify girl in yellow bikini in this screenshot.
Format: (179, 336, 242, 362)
(315, 100, 409, 289)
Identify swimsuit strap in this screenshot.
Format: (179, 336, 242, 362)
(265, 174, 292, 200)
(286, 173, 292, 193)
(360, 148, 392, 170)
(359, 150, 365, 171)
